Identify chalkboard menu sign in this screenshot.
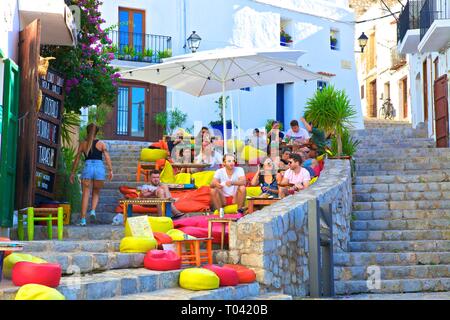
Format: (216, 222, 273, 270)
(35, 68, 65, 199)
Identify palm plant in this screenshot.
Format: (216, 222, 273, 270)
(330, 129, 360, 157)
(304, 85, 357, 156)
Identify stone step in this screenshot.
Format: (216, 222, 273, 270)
(355, 156, 450, 165)
(351, 218, 450, 230)
(335, 278, 450, 295)
(354, 173, 450, 185)
(349, 240, 450, 252)
(105, 283, 260, 300)
(335, 265, 450, 281)
(20, 239, 120, 253)
(25, 251, 144, 274)
(353, 191, 450, 202)
(353, 182, 450, 193)
(244, 292, 293, 300)
(355, 162, 450, 172)
(0, 268, 181, 300)
(355, 170, 448, 177)
(10, 225, 124, 241)
(350, 230, 450, 241)
(352, 209, 450, 221)
(337, 291, 450, 300)
(353, 200, 450, 211)
(355, 150, 450, 159)
(334, 252, 450, 267)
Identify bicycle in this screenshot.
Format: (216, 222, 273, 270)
(380, 98, 395, 120)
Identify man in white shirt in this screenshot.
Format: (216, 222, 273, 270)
(210, 154, 246, 212)
(285, 120, 310, 143)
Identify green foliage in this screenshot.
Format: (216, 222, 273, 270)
(155, 108, 188, 135)
(61, 111, 81, 147)
(304, 85, 357, 156)
(157, 49, 172, 60)
(144, 49, 154, 58)
(79, 104, 112, 142)
(213, 96, 229, 123)
(265, 119, 283, 133)
(280, 29, 292, 42)
(330, 129, 360, 157)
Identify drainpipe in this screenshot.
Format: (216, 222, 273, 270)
(183, 0, 187, 53)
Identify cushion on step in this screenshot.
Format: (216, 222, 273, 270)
(143, 250, 181, 271)
(12, 262, 62, 288)
(140, 148, 168, 162)
(125, 216, 174, 237)
(223, 264, 257, 283)
(179, 268, 220, 291)
(119, 236, 157, 253)
(3, 253, 47, 279)
(15, 284, 65, 300)
(153, 232, 173, 248)
(202, 264, 239, 286)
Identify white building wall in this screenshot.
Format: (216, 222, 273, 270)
(100, 0, 364, 133)
(0, 0, 20, 62)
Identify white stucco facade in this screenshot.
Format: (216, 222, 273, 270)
(100, 0, 364, 133)
(0, 0, 20, 63)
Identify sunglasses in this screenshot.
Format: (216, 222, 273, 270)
(225, 159, 235, 163)
(264, 161, 273, 165)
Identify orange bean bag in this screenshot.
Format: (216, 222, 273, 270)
(144, 250, 181, 271)
(203, 264, 239, 286)
(223, 264, 256, 283)
(172, 186, 211, 213)
(153, 232, 173, 248)
(12, 262, 62, 288)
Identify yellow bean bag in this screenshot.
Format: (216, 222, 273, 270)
(226, 140, 245, 152)
(160, 160, 175, 184)
(191, 171, 215, 188)
(140, 148, 168, 162)
(316, 154, 325, 161)
(119, 237, 157, 253)
(125, 216, 174, 236)
(174, 173, 191, 184)
(3, 253, 47, 279)
(166, 229, 188, 241)
(310, 176, 318, 185)
(213, 204, 238, 215)
(241, 145, 266, 162)
(179, 268, 220, 291)
(246, 186, 262, 198)
(15, 284, 65, 300)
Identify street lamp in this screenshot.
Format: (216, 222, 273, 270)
(358, 32, 369, 53)
(187, 31, 201, 53)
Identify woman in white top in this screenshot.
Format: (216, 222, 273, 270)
(194, 136, 223, 171)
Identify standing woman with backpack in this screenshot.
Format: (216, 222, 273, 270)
(70, 123, 113, 226)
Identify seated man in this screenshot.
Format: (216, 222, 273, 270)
(140, 170, 184, 218)
(210, 154, 246, 213)
(285, 120, 310, 144)
(280, 153, 311, 198)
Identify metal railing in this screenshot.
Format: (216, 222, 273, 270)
(108, 30, 172, 63)
(308, 199, 334, 298)
(420, 0, 449, 40)
(390, 46, 407, 70)
(397, 0, 423, 43)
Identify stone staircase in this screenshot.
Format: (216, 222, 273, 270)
(335, 120, 450, 296)
(2, 225, 291, 300)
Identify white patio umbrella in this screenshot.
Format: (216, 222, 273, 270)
(121, 47, 324, 153)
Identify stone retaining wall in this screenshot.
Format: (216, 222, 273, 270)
(216, 159, 352, 297)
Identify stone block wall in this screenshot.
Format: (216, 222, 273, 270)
(215, 159, 352, 297)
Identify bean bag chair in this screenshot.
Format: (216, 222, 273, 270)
(0, 237, 12, 257)
(151, 140, 169, 151)
(140, 148, 168, 162)
(119, 237, 157, 253)
(316, 154, 325, 162)
(124, 216, 174, 237)
(179, 268, 220, 291)
(246, 186, 262, 198)
(173, 186, 211, 213)
(160, 160, 175, 184)
(174, 214, 242, 229)
(15, 284, 65, 300)
(12, 262, 62, 287)
(115, 204, 158, 214)
(3, 253, 47, 279)
(153, 232, 173, 248)
(223, 264, 256, 283)
(166, 229, 189, 241)
(240, 145, 266, 163)
(174, 173, 191, 184)
(226, 140, 245, 152)
(314, 165, 321, 177)
(213, 204, 238, 215)
(144, 250, 181, 271)
(309, 176, 318, 185)
(203, 264, 239, 286)
(191, 171, 215, 189)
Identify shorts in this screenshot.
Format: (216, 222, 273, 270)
(81, 160, 106, 181)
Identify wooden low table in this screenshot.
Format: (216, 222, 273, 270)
(247, 197, 281, 214)
(119, 198, 175, 223)
(207, 217, 239, 250)
(173, 237, 213, 267)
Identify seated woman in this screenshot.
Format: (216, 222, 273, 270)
(251, 157, 281, 198)
(194, 138, 223, 171)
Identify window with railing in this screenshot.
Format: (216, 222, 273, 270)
(420, 0, 450, 40)
(397, 0, 423, 43)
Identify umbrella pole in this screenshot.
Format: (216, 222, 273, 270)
(230, 93, 236, 154)
(222, 81, 227, 154)
(237, 90, 241, 143)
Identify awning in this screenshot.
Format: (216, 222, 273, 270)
(18, 0, 77, 46)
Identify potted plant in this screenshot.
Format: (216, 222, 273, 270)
(330, 35, 338, 49)
(143, 48, 154, 62)
(157, 49, 172, 61)
(122, 45, 134, 60)
(134, 51, 143, 61)
(280, 29, 292, 46)
(304, 85, 357, 158)
(155, 108, 188, 135)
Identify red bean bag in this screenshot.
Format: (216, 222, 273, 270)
(12, 262, 62, 288)
(202, 264, 239, 286)
(223, 264, 256, 283)
(173, 186, 211, 213)
(144, 250, 181, 271)
(313, 166, 321, 177)
(153, 232, 173, 248)
(115, 204, 158, 214)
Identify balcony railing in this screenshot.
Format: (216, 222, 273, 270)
(398, 0, 423, 43)
(108, 30, 172, 63)
(390, 46, 407, 70)
(420, 0, 450, 40)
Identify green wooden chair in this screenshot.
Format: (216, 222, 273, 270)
(18, 207, 64, 241)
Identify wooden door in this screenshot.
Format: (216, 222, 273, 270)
(401, 77, 408, 118)
(423, 59, 428, 121)
(149, 83, 166, 141)
(368, 80, 377, 118)
(16, 19, 41, 209)
(118, 7, 146, 55)
(434, 74, 448, 148)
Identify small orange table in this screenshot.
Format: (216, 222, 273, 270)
(207, 217, 239, 250)
(247, 197, 280, 214)
(173, 237, 213, 267)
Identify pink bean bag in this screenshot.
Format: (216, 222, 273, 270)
(144, 250, 181, 271)
(12, 262, 62, 288)
(223, 264, 256, 283)
(202, 264, 239, 286)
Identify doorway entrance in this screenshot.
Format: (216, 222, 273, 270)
(434, 74, 448, 148)
(368, 80, 377, 117)
(400, 77, 408, 119)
